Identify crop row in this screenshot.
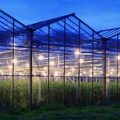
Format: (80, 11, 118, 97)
(0, 79, 119, 109)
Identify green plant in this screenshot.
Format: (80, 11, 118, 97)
(0, 78, 119, 109)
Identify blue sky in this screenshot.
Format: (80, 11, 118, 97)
(0, 0, 120, 30)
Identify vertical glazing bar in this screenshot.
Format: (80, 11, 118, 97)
(48, 25, 50, 104)
(91, 32, 94, 105)
(76, 20, 81, 105)
(29, 29, 33, 109)
(63, 19, 66, 105)
(12, 20, 15, 108)
(102, 38, 107, 105)
(117, 34, 119, 103)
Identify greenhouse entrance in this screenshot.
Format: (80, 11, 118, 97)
(0, 9, 120, 109)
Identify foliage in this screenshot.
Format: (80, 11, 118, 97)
(0, 79, 119, 109)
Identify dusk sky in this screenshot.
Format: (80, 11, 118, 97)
(0, 0, 120, 31)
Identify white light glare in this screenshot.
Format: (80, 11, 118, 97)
(42, 72, 47, 76)
(26, 63, 29, 67)
(111, 68, 114, 72)
(50, 61, 55, 66)
(75, 49, 80, 55)
(79, 59, 84, 64)
(43, 67, 47, 70)
(83, 71, 86, 74)
(12, 59, 17, 63)
(66, 72, 71, 76)
(71, 68, 75, 72)
(54, 71, 58, 76)
(94, 66, 97, 70)
(117, 55, 120, 61)
(8, 65, 12, 69)
(19, 72, 23, 75)
(38, 55, 44, 60)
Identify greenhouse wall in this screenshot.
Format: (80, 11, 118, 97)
(0, 9, 120, 109)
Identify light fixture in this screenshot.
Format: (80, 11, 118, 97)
(19, 72, 23, 75)
(26, 63, 29, 67)
(110, 69, 115, 75)
(83, 71, 86, 74)
(42, 72, 47, 76)
(0, 72, 4, 75)
(94, 72, 97, 76)
(118, 73, 120, 76)
(89, 69, 92, 73)
(54, 71, 58, 77)
(12, 59, 17, 64)
(89, 74, 92, 77)
(71, 68, 75, 72)
(80, 73, 82, 76)
(33, 73, 37, 76)
(8, 65, 12, 69)
(100, 71, 103, 74)
(38, 55, 44, 60)
(43, 67, 47, 70)
(94, 66, 97, 70)
(50, 61, 55, 66)
(0, 70, 3, 75)
(111, 68, 114, 72)
(79, 59, 84, 64)
(66, 72, 71, 76)
(110, 72, 113, 75)
(75, 49, 80, 56)
(117, 55, 120, 61)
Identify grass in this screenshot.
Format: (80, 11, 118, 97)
(0, 105, 120, 120)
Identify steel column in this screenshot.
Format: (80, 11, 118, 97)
(11, 20, 15, 108)
(102, 38, 107, 105)
(29, 29, 33, 109)
(63, 19, 66, 105)
(48, 25, 50, 104)
(117, 34, 119, 103)
(92, 32, 94, 105)
(76, 20, 81, 105)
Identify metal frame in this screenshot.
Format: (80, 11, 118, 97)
(0, 9, 120, 108)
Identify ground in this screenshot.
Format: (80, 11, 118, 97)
(0, 105, 120, 120)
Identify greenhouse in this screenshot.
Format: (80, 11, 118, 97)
(0, 9, 120, 109)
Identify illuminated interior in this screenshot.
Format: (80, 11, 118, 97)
(0, 9, 120, 107)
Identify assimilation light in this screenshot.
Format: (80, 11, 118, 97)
(38, 55, 44, 60)
(50, 61, 55, 66)
(117, 55, 120, 61)
(75, 49, 80, 56)
(54, 71, 58, 76)
(71, 68, 75, 72)
(26, 63, 29, 67)
(79, 59, 84, 64)
(12, 59, 17, 64)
